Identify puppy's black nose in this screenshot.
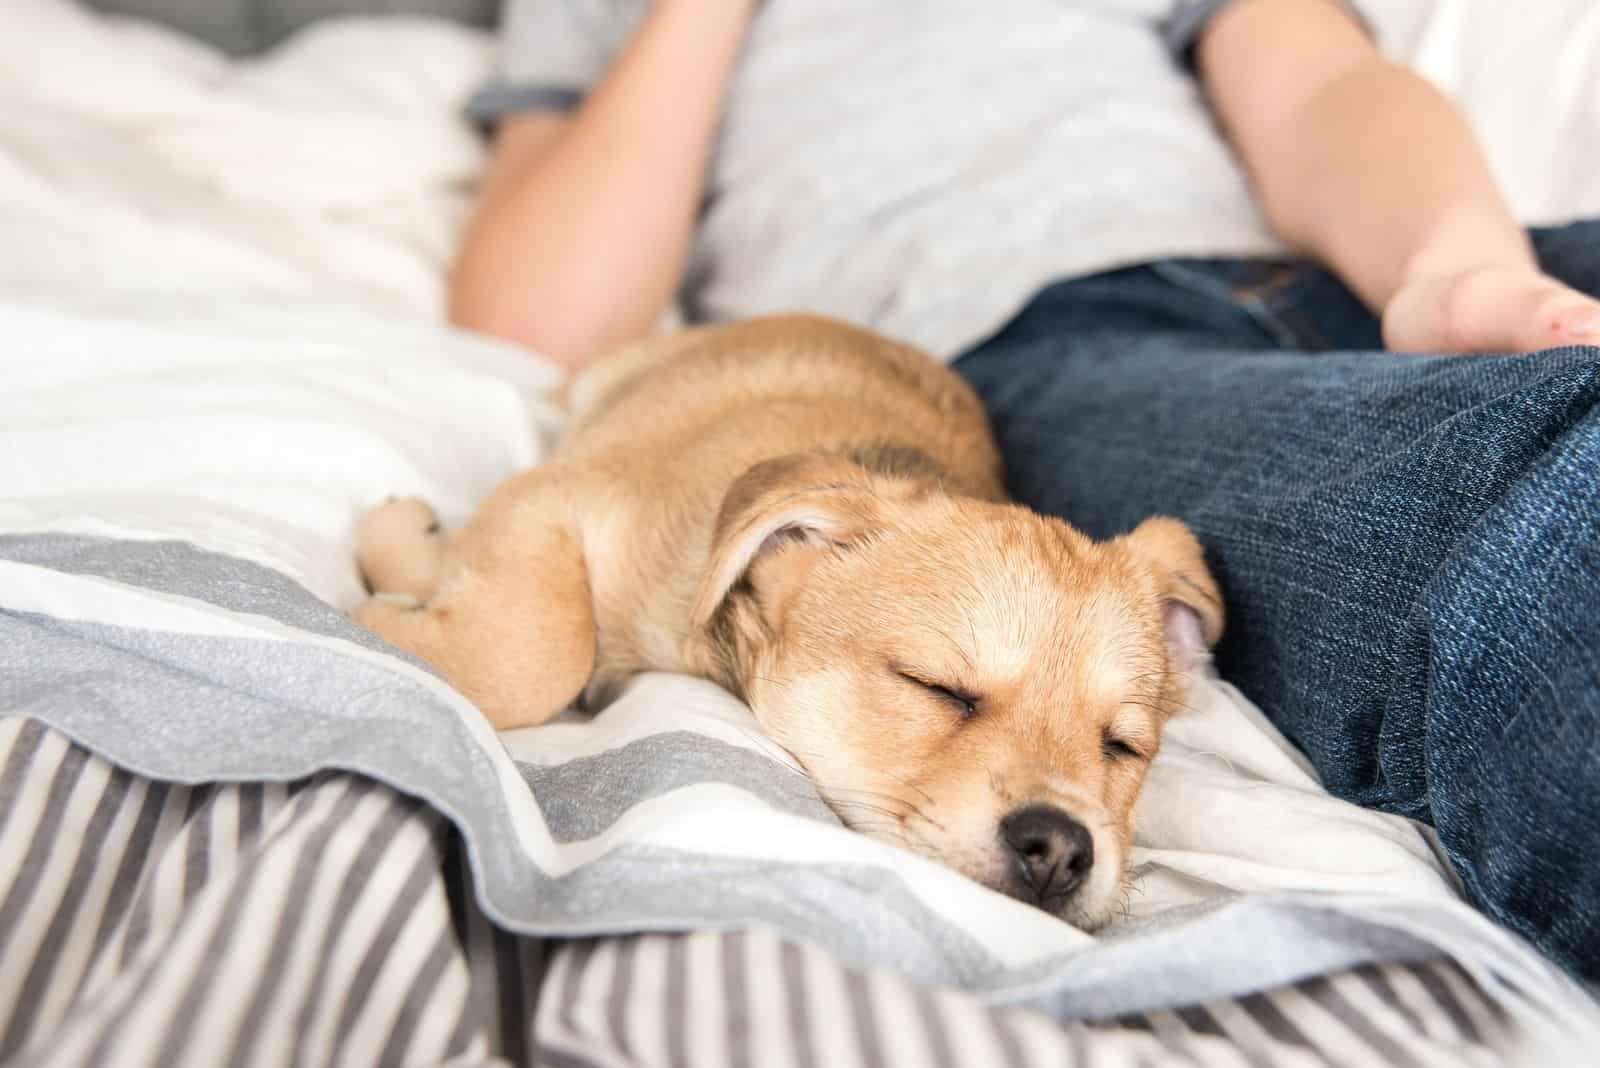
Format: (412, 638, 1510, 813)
(1000, 804, 1094, 905)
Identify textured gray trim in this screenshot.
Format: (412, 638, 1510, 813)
(515, 732, 834, 842)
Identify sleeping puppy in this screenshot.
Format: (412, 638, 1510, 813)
(353, 314, 1223, 930)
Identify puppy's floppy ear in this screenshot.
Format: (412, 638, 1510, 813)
(689, 452, 888, 633)
(1118, 516, 1224, 670)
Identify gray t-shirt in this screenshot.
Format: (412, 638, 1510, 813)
(470, 0, 1372, 360)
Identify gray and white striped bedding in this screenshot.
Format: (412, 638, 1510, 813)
(0, 718, 1515, 1067)
(1, 530, 1596, 1066)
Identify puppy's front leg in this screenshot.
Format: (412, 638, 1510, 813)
(354, 470, 596, 731)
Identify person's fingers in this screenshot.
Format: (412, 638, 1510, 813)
(1495, 277, 1600, 352)
(1550, 293, 1600, 343)
(1383, 268, 1600, 354)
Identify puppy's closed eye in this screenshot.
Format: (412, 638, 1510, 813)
(1101, 730, 1146, 762)
(895, 668, 980, 718)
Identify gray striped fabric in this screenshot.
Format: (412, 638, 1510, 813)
(0, 718, 1509, 1067)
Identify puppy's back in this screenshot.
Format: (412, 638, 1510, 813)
(559, 314, 1003, 499)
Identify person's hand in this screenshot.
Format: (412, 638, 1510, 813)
(1382, 264, 1600, 354)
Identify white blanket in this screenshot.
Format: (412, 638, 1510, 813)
(0, 0, 489, 317)
(1, 0, 1597, 1048)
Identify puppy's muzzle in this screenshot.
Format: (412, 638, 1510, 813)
(1000, 804, 1094, 909)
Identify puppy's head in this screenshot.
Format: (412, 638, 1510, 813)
(687, 453, 1223, 930)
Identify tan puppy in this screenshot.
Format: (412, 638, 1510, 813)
(354, 314, 1223, 929)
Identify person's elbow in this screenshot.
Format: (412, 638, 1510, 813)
(448, 267, 623, 372)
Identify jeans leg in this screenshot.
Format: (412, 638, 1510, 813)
(954, 244, 1600, 982)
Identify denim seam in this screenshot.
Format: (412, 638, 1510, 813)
(1406, 356, 1600, 925)
(1147, 261, 1303, 348)
(1443, 358, 1600, 757)
(1262, 294, 1336, 351)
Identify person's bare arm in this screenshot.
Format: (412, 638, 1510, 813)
(1197, 0, 1600, 352)
(450, 0, 758, 369)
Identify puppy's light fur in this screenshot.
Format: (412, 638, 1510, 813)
(354, 314, 1223, 928)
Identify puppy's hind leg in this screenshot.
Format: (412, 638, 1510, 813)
(354, 472, 597, 731)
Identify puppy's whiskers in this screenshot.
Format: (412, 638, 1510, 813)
(824, 798, 908, 825)
(894, 796, 948, 835)
(881, 768, 937, 808)
(752, 675, 794, 693)
(816, 783, 911, 805)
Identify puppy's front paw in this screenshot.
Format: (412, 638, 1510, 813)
(357, 497, 444, 600)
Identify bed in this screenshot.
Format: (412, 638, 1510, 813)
(3, 2, 1599, 1065)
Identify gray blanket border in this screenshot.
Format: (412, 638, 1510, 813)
(0, 532, 1589, 1034)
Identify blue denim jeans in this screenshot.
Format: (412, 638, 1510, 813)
(953, 220, 1600, 984)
